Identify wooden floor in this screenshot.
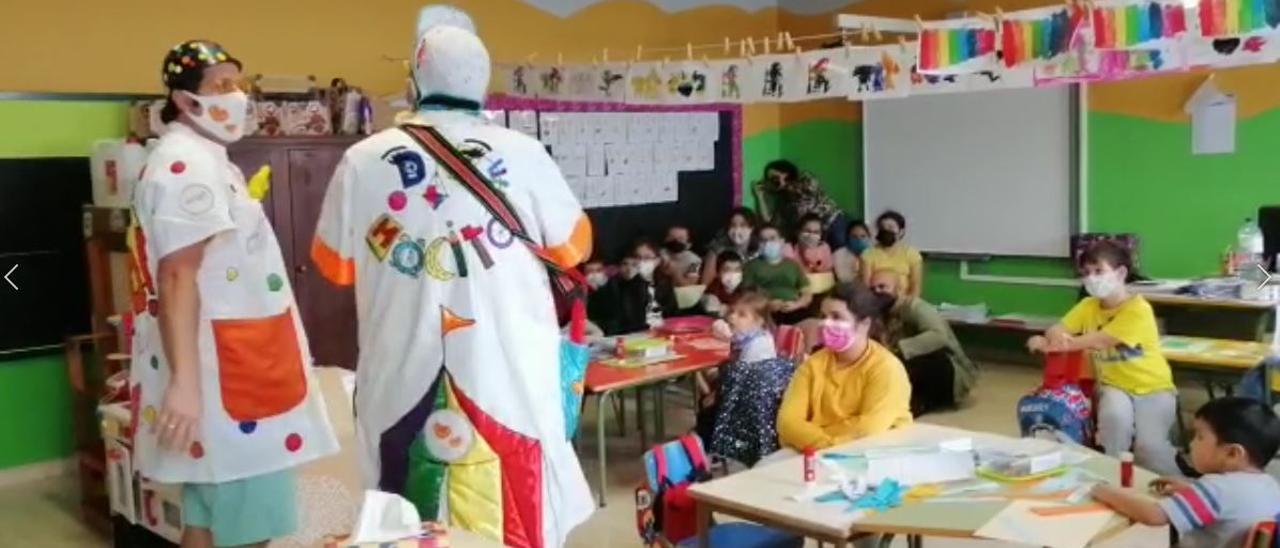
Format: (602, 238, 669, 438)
(2, 362, 1186, 547)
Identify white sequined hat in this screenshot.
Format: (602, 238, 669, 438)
(411, 6, 489, 109)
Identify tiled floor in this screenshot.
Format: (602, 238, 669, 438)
(4, 362, 1187, 547)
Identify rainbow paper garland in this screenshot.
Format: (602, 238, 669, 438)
(1001, 6, 1088, 67)
(919, 26, 998, 71)
(1092, 2, 1188, 49)
(1198, 0, 1280, 38)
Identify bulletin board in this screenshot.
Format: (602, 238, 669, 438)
(487, 96, 741, 263)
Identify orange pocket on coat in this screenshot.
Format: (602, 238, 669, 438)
(212, 309, 306, 421)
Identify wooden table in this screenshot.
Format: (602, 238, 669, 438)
(1162, 335, 1279, 398)
(1134, 288, 1279, 342)
(582, 334, 730, 507)
(689, 424, 1156, 548)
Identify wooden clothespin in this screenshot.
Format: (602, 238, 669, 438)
(785, 32, 795, 51)
(557, 52, 563, 66)
(915, 14, 925, 28)
(636, 44, 644, 62)
(996, 7, 1006, 22)
(687, 43, 694, 61)
(662, 56, 670, 69)
(777, 32, 785, 49)
(840, 28, 849, 47)
(603, 48, 610, 63)
(747, 37, 756, 55)
(873, 25, 883, 41)
(794, 45, 804, 59)
(861, 24, 871, 42)
(702, 54, 711, 68)
(739, 38, 748, 57)
(898, 36, 910, 53)
(724, 37, 732, 55)
(844, 39, 852, 59)
(764, 36, 772, 54)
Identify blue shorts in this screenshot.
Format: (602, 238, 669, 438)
(182, 468, 297, 547)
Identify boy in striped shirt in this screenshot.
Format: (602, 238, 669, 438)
(1092, 397, 1280, 547)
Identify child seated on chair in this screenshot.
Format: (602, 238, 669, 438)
(701, 251, 746, 315)
(785, 213, 834, 274)
(698, 292, 795, 467)
(1028, 241, 1180, 476)
(1092, 397, 1280, 548)
(662, 225, 703, 287)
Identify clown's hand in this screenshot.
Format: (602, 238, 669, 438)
(247, 165, 271, 201)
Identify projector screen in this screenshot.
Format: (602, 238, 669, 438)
(863, 86, 1077, 257)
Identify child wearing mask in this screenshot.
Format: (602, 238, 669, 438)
(583, 259, 616, 336)
(701, 251, 746, 315)
(786, 213, 834, 274)
(663, 225, 702, 287)
(702, 208, 759, 285)
(706, 292, 796, 466)
(1028, 241, 1180, 476)
(606, 239, 678, 334)
(1091, 397, 1280, 548)
(744, 224, 811, 325)
(833, 220, 871, 285)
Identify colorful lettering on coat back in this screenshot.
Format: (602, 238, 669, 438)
(382, 146, 427, 188)
(366, 213, 404, 260)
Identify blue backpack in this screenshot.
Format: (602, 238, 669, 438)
(1236, 357, 1280, 404)
(1018, 384, 1092, 445)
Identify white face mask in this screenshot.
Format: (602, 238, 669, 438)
(1083, 273, 1122, 299)
(182, 90, 249, 143)
(729, 227, 752, 246)
(586, 272, 608, 289)
(637, 259, 659, 280)
(720, 271, 743, 292)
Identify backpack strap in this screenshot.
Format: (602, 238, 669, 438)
(399, 124, 588, 316)
(652, 444, 671, 489)
(677, 434, 709, 476)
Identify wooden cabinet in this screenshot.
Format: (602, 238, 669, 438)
(229, 137, 359, 369)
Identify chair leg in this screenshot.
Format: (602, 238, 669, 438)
(637, 388, 648, 449)
(877, 534, 896, 548)
(612, 392, 626, 434)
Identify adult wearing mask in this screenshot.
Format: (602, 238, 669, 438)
(701, 207, 759, 285)
(869, 269, 977, 416)
(311, 8, 594, 546)
(861, 210, 924, 298)
(743, 224, 811, 325)
(752, 160, 850, 248)
(833, 219, 871, 285)
(130, 40, 337, 548)
(774, 284, 913, 454)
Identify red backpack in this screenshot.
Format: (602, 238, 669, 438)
(635, 434, 712, 545)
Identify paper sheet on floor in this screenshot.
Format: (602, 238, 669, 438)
(974, 500, 1116, 548)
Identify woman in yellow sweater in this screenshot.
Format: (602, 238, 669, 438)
(776, 283, 914, 452)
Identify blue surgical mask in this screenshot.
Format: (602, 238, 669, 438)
(761, 241, 783, 261)
(847, 238, 870, 255)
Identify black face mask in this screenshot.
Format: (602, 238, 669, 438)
(663, 240, 688, 254)
(876, 230, 898, 247)
(875, 292, 899, 311)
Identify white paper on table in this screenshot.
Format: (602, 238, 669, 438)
(349, 490, 423, 544)
(586, 144, 606, 176)
(865, 450, 976, 486)
(974, 500, 1116, 548)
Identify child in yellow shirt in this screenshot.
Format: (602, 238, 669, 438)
(1028, 242, 1179, 475)
(776, 283, 913, 452)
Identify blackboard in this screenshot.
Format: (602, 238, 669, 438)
(0, 158, 93, 354)
(499, 108, 738, 264)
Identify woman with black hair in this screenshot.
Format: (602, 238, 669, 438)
(700, 207, 760, 285)
(861, 209, 925, 298)
(751, 159, 851, 248)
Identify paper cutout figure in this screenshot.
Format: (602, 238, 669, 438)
(627, 62, 667, 104)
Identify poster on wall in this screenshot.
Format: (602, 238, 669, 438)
(1195, 0, 1280, 39)
(627, 61, 668, 104)
(794, 48, 852, 100)
(740, 54, 800, 103)
(844, 45, 911, 100)
(711, 59, 748, 102)
(493, 63, 538, 98)
(596, 63, 630, 102)
(917, 18, 999, 75)
(660, 61, 720, 104)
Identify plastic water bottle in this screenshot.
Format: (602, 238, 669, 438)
(1237, 217, 1268, 298)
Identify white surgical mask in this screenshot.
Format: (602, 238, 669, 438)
(800, 233, 821, 247)
(729, 227, 752, 246)
(586, 272, 608, 289)
(1083, 273, 1121, 299)
(637, 259, 659, 280)
(182, 90, 249, 143)
(720, 271, 743, 292)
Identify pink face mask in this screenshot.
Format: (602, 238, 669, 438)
(820, 319, 857, 352)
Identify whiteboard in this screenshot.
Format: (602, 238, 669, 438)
(863, 86, 1076, 257)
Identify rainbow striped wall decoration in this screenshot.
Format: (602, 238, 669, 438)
(1197, 0, 1280, 38)
(1092, 1, 1189, 48)
(919, 23, 998, 73)
(1001, 5, 1088, 67)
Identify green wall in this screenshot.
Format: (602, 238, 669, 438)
(0, 100, 129, 470)
(770, 107, 1280, 318)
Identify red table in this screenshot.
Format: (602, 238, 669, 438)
(582, 333, 730, 507)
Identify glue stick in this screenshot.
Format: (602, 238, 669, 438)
(803, 447, 817, 487)
(1120, 451, 1134, 488)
